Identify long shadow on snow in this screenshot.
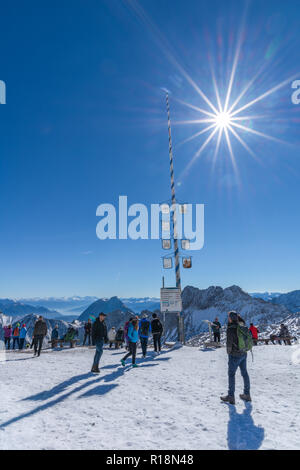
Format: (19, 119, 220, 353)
(0, 379, 118, 430)
(78, 363, 159, 398)
(226, 402, 265, 450)
(22, 372, 93, 402)
(5, 357, 35, 362)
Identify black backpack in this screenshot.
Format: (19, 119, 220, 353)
(140, 320, 150, 336)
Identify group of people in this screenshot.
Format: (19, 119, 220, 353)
(3, 310, 292, 406)
(90, 312, 163, 373)
(3, 323, 28, 350)
(3, 316, 48, 356)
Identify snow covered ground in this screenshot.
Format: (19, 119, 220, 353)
(0, 344, 299, 450)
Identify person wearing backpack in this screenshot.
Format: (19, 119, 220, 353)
(32, 316, 48, 357)
(139, 313, 151, 358)
(121, 319, 139, 367)
(151, 313, 163, 353)
(12, 323, 20, 350)
(220, 311, 252, 405)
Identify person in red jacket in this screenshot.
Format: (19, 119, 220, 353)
(249, 323, 259, 346)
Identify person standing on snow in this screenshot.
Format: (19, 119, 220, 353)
(12, 323, 20, 350)
(91, 312, 108, 374)
(108, 326, 117, 348)
(151, 313, 163, 354)
(249, 323, 259, 346)
(19, 324, 27, 350)
(115, 327, 124, 349)
(212, 317, 221, 343)
(121, 319, 139, 368)
(139, 313, 151, 358)
(51, 324, 59, 348)
(124, 317, 133, 350)
(32, 316, 48, 357)
(83, 319, 92, 346)
(220, 311, 251, 405)
(278, 323, 290, 345)
(4, 325, 12, 350)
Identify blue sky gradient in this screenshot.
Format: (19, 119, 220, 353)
(0, 0, 300, 298)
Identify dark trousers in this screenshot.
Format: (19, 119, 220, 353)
(153, 333, 162, 352)
(12, 337, 19, 349)
(92, 339, 104, 369)
(228, 354, 250, 397)
(140, 337, 148, 356)
(122, 342, 137, 364)
(83, 333, 91, 346)
(214, 332, 220, 342)
(33, 335, 44, 356)
(4, 337, 11, 350)
(19, 338, 25, 350)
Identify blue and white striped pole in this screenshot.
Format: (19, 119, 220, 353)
(166, 93, 184, 343)
(166, 92, 182, 291)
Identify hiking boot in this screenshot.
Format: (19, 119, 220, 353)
(132, 363, 139, 368)
(121, 359, 125, 367)
(91, 366, 100, 374)
(220, 395, 235, 405)
(240, 394, 252, 402)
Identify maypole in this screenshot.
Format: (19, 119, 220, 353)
(165, 92, 184, 343)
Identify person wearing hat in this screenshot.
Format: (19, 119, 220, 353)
(220, 311, 251, 405)
(139, 313, 151, 359)
(91, 312, 108, 373)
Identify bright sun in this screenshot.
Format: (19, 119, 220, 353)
(214, 111, 232, 129)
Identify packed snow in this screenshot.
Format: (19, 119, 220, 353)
(0, 343, 299, 450)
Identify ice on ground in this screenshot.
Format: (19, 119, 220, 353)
(0, 344, 299, 450)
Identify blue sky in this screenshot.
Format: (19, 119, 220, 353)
(0, 0, 300, 298)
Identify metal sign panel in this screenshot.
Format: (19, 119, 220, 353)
(160, 287, 182, 313)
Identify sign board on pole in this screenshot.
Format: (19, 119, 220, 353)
(160, 287, 182, 313)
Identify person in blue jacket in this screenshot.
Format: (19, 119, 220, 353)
(19, 324, 27, 350)
(139, 313, 151, 358)
(121, 319, 139, 368)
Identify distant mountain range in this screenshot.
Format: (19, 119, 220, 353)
(250, 292, 282, 302)
(0, 299, 62, 320)
(17, 296, 98, 315)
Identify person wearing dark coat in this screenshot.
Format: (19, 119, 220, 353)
(91, 313, 108, 373)
(115, 327, 124, 349)
(220, 311, 251, 405)
(83, 319, 92, 346)
(212, 317, 221, 343)
(278, 324, 290, 345)
(32, 316, 48, 357)
(51, 325, 59, 348)
(151, 313, 163, 353)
